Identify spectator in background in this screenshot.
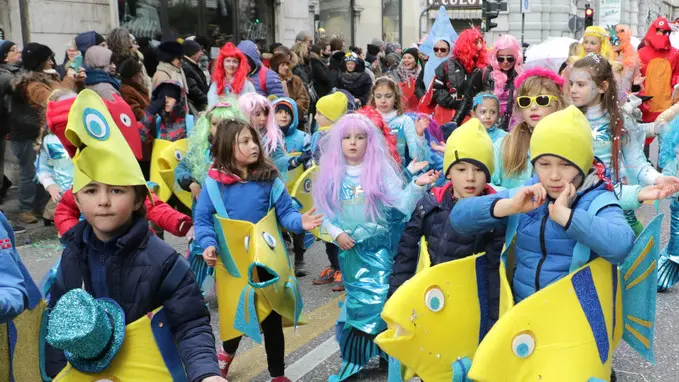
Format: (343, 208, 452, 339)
(309, 42, 336, 98)
(366, 37, 384, 65)
(182, 39, 209, 113)
(207, 42, 255, 106)
(237, 40, 286, 98)
(349, 46, 375, 82)
(385, 42, 402, 55)
(330, 38, 344, 54)
(152, 41, 188, 99)
(290, 42, 311, 84)
(119, 57, 151, 121)
(55, 40, 80, 80)
(74, 31, 106, 56)
(83, 46, 121, 101)
(271, 52, 310, 121)
(336, 52, 372, 107)
(138, 37, 159, 78)
(108, 28, 151, 93)
(0, 40, 20, 207)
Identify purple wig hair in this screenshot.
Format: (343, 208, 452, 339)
(313, 114, 402, 222)
(238, 92, 284, 155)
(405, 112, 443, 143)
(489, 35, 524, 95)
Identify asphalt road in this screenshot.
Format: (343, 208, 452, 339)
(17, 199, 678, 382)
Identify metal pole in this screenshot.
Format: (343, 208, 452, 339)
(521, 12, 525, 48)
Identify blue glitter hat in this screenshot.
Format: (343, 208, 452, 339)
(46, 289, 126, 373)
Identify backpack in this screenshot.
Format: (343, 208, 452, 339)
(258, 66, 269, 94)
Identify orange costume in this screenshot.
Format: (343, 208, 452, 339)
(639, 17, 679, 122)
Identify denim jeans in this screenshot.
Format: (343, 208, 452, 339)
(10, 139, 41, 212)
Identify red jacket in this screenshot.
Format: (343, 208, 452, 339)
(55, 189, 193, 237)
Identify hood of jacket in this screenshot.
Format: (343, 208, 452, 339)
(271, 96, 300, 134)
(75, 31, 98, 56)
(11, 70, 59, 96)
(208, 168, 242, 185)
(343, 57, 366, 73)
(430, 181, 496, 203)
(237, 40, 262, 73)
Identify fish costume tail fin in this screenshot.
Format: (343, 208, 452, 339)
(620, 213, 662, 364)
(657, 200, 679, 292)
(329, 327, 384, 382)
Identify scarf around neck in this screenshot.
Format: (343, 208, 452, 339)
(85, 68, 121, 90)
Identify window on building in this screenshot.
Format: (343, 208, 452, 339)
(382, 0, 400, 43)
(319, 0, 353, 44)
(119, 0, 163, 39)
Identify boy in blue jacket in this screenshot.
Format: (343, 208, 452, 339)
(450, 106, 635, 303)
(45, 91, 223, 382)
(390, 119, 503, 325)
(0, 212, 32, 323)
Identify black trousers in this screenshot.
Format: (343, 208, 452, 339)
(223, 311, 285, 377)
(326, 242, 339, 269)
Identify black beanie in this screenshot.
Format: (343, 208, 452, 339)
(0, 40, 15, 62)
(94, 32, 105, 46)
(182, 40, 202, 58)
(118, 57, 143, 81)
(22, 43, 54, 71)
(156, 41, 183, 63)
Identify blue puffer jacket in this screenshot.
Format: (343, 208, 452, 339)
(237, 40, 286, 98)
(450, 168, 634, 302)
(46, 217, 219, 381)
(272, 97, 310, 154)
(0, 212, 33, 322)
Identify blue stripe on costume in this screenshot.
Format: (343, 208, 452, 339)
(475, 255, 489, 342)
(151, 309, 188, 381)
(571, 267, 609, 364)
(612, 262, 618, 336)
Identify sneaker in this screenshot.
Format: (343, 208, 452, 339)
(271, 377, 292, 382)
(294, 262, 308, 278)
(218, 348, 234, 378)
(331, 271, 345, 292)
(312, 267, 336, 285)
(17, 211, 38, 224)
(11, 224, 26, 234)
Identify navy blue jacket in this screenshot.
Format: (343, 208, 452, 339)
(46, 217, 219, 381)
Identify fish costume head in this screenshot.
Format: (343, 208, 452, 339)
(156, 138, 191, 208)
(376, 253, 500, 382)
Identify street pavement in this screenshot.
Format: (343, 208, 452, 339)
(17, 200, 678, 382)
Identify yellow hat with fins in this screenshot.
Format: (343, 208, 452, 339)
(443, 118, 494, 181)
(530, 105, 594, 177)
(66, 89, 148, 193)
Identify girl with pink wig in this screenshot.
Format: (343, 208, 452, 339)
(313, 113, 439, 381)
(238, 92, 289, 174)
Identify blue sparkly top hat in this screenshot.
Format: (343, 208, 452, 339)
(46, 289, 126, 373)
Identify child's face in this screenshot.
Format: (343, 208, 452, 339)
(448, 162, 487, 199)
(534, 155, 582, 199)
(582, 36, 602, 54)
(275, 109, 291, 127)
(253, 106, 268, 130)
(75, 182, 143, 242)
(373, 85, 396, 114)
(342, 128, 368, 166)
(346, 61, 356, 72)
(233, 127, 260, 167)
(315, 112, 332, 127)
(518, 91, 559, 129)
(472, 98, 499, 129)
(569, 68, 604, 108)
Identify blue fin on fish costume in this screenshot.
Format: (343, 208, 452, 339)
(234, 286, 262, 343)
(571, 267, 610, 364)
(205, 177, 241, 278)
(40, 258, 61, 300)
(151, 309, 188, 381)
(387, 357, 404, 382)
(620, 213, 661, 363)
(285, 277, 304, 327)
(451, 357, 472, 382)
(657, 200, 679, 291)
(329, 327, 384, 382)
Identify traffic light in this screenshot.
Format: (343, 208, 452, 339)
(483, 0, 499, 33)
(584, 5, 594, 28)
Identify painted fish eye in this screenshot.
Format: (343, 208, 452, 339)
(82, 108, 110, 140)
(424, 287, 444, 312)
(512, 331, 536, 358)
(244, 236, 250, 252)
(262, 232, 276, 249)
(174, 149, 184, 161)
(119, 113, 132, 127)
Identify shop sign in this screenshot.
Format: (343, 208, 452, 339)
(427, 0, 482, 8)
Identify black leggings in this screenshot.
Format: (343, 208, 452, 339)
(222, 312, 285, 377)
(326, 242, 339, 269)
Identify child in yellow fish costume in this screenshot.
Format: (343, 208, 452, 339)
(192, 118, 323, 381)
(44, 90, 223, 382)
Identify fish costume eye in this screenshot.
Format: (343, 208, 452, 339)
(244, 236, 250, 252)
(174, 149, 184, 161)
(262, 232, 277, 249)
(512, 332, 536, 358)
(83, 108, 110, 140)
(119, 113, 132, 127)
(424, 287, 444, 312)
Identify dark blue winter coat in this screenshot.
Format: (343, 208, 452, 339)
(45, 217, 219, 382)
(237, 40, 286, 98)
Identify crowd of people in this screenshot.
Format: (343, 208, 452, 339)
(2, 6, 679, 382)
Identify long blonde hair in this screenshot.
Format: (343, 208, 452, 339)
(503, 76, 568, 176)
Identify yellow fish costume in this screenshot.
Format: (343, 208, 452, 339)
(290, 165, 333, 243)
(204, 176, 304, 343)
(154, 138, 192, 208)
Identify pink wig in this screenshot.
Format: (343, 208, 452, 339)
(489, 35, 524, 94)
(514, 67, 564, 90)
(238, 92, 284, 156)
(313, 114, 402, 222)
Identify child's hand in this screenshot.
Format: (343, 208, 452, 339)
(501, 183, 547, 216)
(415, 170, 441, 186)
(407, 158, 429, 174)
(201, 376, 228, 382)
(653, 176, 679, 195)
(430, 140, 446, 153)
(638, 183, 679, 202)
(190, 182, 201, 200)
(202, 246, 218, 267)
(336, 232, 355, 250)
(164, 96, 177, 113)
(548, 182, 576, 227)
(46, 184, 62, 203)
(415, 117, 429, 137)
(301, 207, 324, 230)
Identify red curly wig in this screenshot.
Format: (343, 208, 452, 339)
(356, 106, 401, 166)
(453, 28, 488, 73)
(212, 42, 249, 96)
